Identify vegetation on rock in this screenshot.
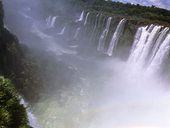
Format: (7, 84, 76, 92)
(83, 0, 170, 26)
(0, 76, 29, 128)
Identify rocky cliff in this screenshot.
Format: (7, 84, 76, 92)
(0, 2, 30, 128)
(0, 1, 42, 103)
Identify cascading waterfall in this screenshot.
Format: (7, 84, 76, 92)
(130, 27, 143, 55)
(107, 19, 126, 56)
(90, 13, 100, 41)
(73, 27, 80, 39)
(46, 16, 51, 27)
(73, 11, 85, 39)
(4, 0, 170, 127)
(76, 11, 84, 22)
(50, 16, 57, 27)
(46, 16, 57, 28)
(97, 17, 112, 52)
(137, 26, 161, 65)
(128, 24, 170, 73)
(148, 34, 170, 73)
(58, 26, 66, 35)
(91, 14, 100, 35)
(128, 26, 149, 64)
(149, 27, 169, 62)
(106, 19, 126, 56)
(20, 98, 38, 128)
(84, 12, 90, 26)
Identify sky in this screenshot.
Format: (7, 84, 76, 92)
(112, 0, 170, 10)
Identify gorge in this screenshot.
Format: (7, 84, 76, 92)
(1, 0, 170, 128)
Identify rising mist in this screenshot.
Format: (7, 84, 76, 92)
(3, 0, 170, 128)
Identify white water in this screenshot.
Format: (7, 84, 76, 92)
(74, 27, 81, 39)
(76, 11, 84, 22)
(97, 17, 112, 52)
(29, 21, 170, 128)
(3, 1, 170, 127)
(148, 34, 170, 73)
(92, 14, 100, 35)
(50, 16, 57, 27)
(46, 16, 57, 28)
(31, 56, 170, 128)
(58, 26, 66, 35)
(149, 27, 169, 63)
(137, 26, 161, 66)
(128, 26, 149, 65)
(128, 25, 170, 73)
(20, 98, 38, 128)
(107, 19, 126, 56)
(130, 27, 143, 54)
(46, 16, 51, 27)
(84, 12, 90, 25)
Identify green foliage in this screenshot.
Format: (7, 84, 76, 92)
(86, 1, 170, 26)
(0, 76, 29, 128)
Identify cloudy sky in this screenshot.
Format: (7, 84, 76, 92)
(112, 0, 170, 10)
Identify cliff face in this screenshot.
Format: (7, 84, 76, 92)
(0, 2, 24, 80)
(37, 0, 170, 59)
(0, 2, 30, 128)
(0, 1, 24, 92)
(1, 0, 170, 97)
(0, 1, 42, 102)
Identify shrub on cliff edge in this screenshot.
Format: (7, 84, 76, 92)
(0, 76, 29, 128)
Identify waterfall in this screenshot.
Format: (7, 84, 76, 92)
(73, 27, 80, 39)
(46, 16, 57, 28)
(107, 19, 126, 56)
(92, 14, 100, 35)
(130, 27, 143, 54)
(46, 16, 52, 27)
(58, 26, 66, 35)
(128, 25, 162, 65)
(90, 14, 100, 40)
(148, 34, 170, 73)
(84, 12, 90, 25)
(20, 98, 38, 128)
(76, 11, 84, 22)
(128, 26, 149, 64)
(149, 27, 169, 63)
(137, 25, 161, 65)
(50, 16, 57, 27)
(128, 24, 170, 73)
(97, 17, 112, 52)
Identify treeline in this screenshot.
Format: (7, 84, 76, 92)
(84, 0, 170, 24)
(37, 0, 170, 24)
